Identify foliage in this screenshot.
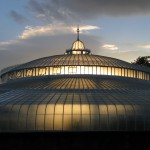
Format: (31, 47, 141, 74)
(132, 56, 150, 67)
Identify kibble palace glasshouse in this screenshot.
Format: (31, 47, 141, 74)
(0, 27, 150, 132)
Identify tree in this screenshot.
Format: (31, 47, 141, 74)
(132, 56, 150, 67)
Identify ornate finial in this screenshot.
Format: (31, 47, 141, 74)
(77, 25, 79, 41)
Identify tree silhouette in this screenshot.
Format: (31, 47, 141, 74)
(132, 56, 150, 67)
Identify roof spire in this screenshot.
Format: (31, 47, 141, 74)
(77, 25, 79, 41)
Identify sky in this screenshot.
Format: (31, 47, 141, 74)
(0, 0, 150, 70)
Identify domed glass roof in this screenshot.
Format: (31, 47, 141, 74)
(0, 75, 150, 131)
(0, 26, 150, 132)
(1, 54, 149, 74)
(72, 40, 85, 50)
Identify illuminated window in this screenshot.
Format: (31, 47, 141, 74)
(68, 66, 77, 74)
(108, 67, 111, 75)
(72, 51, 81, 54)
(118, 68, 121, 76)
(38, 68, 47, 76)
(85, 66, 88, 74)
(89, 66, 93, 74)
(53, 67, 61, 75)
(125, 69, 128, 77)
(16, 71, 23, 78)
(112, 68, 115, 75)
(122, 68, 125, 76)
(114, 68, 119, 76)
(93, 66, 96, 74)
(96, 67, 100, 75)
(26, 69, 33, 77)
(81, 66, 84, 74)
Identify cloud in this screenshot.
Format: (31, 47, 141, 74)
(0, 32, 100, 70)
(72, 25, 100, 33)
(0, 41, 18, 46)
(102, 44, 118, 50)
(18, 24, 99, 39)
(138, 44, 150, 49)
(9, 10, 27, 24)
(0, 23, 99, 70)
(0, 41, 19, 50)
(27, 0, 150, 23)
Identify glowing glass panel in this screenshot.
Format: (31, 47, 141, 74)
(72, 40, 85, 50)
(107, 67, 111, 75)
(53, 67, 61, 75)
(63, 115, 72, 130)
(54, 115, 63, 130)
(89, 67, 92, 74)
(16, 71, 23, 78)
(85, 66, 88, 74)
(45, 115, 54, 130)
(27, 69, 33, 77)
(93, 66, 96, 74)
(4, 65, 150, 81)
(36, 115, 44, 130)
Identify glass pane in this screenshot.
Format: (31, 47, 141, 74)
(12, 105, 21, 113)
(27, 115, 36, 130)
(37, 104, 46, 115)
(63, 114, 72, 130)
(118, 115, 126, 130)
(99, 105, 108, 114)
(112, 67, 115, 75)
(108, 67, 111, 75)
(73, 114, 81, 130)
(19, 114, 27, 130)
(89, 67, 92, 74)
(64, 104, 72, 114)
(28, 105, 38, 115)
(54, 115, 63, 130)
(55, 104, 63, 115)
(73, 104, 81, 114)
(36, 115, 44, 130)
(91, 115, 99, 130)
(49, 67, 53, 75)
(116, 105, 125, 115)
(97, 67, 100, 75)
(10, 114, 18, 130)
(65, 66, 68, 74)
(125, 69, 128, 77)
(93, 66, 96, 74)
(82, 104, 90, 115)
(118, 68, 121, 76)
(90, 105, 99, 114)
(122, 68, 125, 76)
(61, 66, 65, 74)
(108, 105, 117, 115)
(100, 114, 108, 130)
(27, 69, 33, 77)
(76, 66, 80, 74)
(81, 115, 90, 130)
(45, 115, 53, 130)
(103, 67, 107, 75)
(81, 66, 84, 74)
(20, 105, 29, 114)
(115, 68, 119, 76)
(46, 104, 55, 114)
(85, 66, 88, 74)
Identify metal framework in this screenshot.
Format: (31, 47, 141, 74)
(1, 54, 150, 82)
(0, 75, 150, 131)
(0, 27, 150, 132)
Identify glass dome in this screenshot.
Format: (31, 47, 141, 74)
(0, 27, 150, 132)
(72, 40, 85, 50)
